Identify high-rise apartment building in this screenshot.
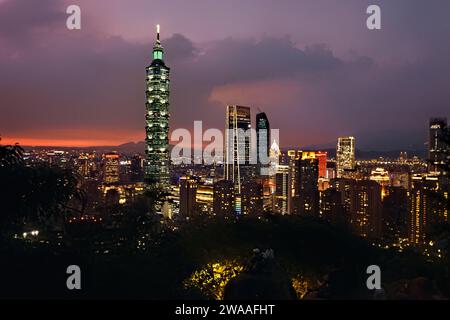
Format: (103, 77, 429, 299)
(297, 158, 320, 216)
(213, 180, 236, 216)
(301, 151, 328, 179)
(383, 186, 408, 240)
(408, 174, 448, 244)
(332, 178, 382, 239)
(241, 181, 263, 215)
(320, 188, 346, 224)
(353, 180, 382, 239)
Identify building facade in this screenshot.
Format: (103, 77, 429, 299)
(428, 117, 448, 174)
(241, 180, 263, 215)
(104, 153, 120, 184)
(353, 180, 382, 239)
(297, 158, 320, 216)
(336, 136, 356, 178)
(275, 164, 289, 214)
(179, 176, 198, 218)
(224, 105, 252, 193)
(256, 112, 270, 169)
(408, 174, 449, 244)
(213, 180, 236, 216)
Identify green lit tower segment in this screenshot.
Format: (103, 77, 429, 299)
(145, 25, 170, 188)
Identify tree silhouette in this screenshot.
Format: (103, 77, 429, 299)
(0, 137, 24, 167)
(0, 140, 85, 238)
(144, 184, 170, 213)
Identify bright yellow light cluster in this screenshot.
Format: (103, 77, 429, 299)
(183, 260, 244, 300)
(291, 275, 314, 299)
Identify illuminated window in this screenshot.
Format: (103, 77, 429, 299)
(153, 50, 163, 60)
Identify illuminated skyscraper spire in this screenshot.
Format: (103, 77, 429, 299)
(156, 24, 160, 42)
(152, 24, 164, 60)
(145, 24, 170, 189)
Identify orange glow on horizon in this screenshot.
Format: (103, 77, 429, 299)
(0, 137, 136, 147)
(0, 127, 145, 147)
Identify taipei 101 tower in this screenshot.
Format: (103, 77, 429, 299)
(144, 25, 170, 190)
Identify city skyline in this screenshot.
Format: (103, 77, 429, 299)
(1, 1, 450, 304)
(1, 0, 450, 150)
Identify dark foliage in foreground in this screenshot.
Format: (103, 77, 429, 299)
(0, 142, 85, 237)
(1, 215, 448, 299)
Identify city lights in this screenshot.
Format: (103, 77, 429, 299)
(1, 2, 449, 306)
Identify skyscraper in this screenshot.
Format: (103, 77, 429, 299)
(383, 186, 408, 240)
(331, 178, 356, 220)
(315, 152, 328, 179)
(370, 167, 390, 199)
(320, 188, 346, 225)
(196, 185, 214, 215)
(145, 25, 170, 189)
(301, 151, 328, 179)
(130, 154, 144, 183)
(256, 112, 270, 167)
(241, 180, 263, 215)
(275, 164, 289, 214)
(296, 158, 320, 216)
(285, 149, 301, 214)
(282, 150, 325, 214)
(409, 174, 448, 244)
(353, 180, 382, 239)
(78, 154, 90, 178)
(331, 178, 382, 239)
(409, 176, 439, 245)
(336, 136, 355, 178)
(104, 153, 120, 184)
(224, 105, 252, 193)
(179, 176, 198, 218)
(288, 157, 300, 214)
(213, 180, 236, 216)
(428, 117, 448, 173)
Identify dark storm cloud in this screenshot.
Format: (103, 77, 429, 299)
(164, 35, 350, 147)
(184, 37, 341, 84)
(164, 33, 197, 61)
(0, 0, 449, 149)
(164, 32, 450, 150)
(0, 0, 64, 51)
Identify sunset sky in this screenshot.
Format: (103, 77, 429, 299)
(1, 0, 449, 149)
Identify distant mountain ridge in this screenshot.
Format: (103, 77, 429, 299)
(22, 141, 147, 155)
(304, 148, 427, 159)
(22, 141, 427, 159)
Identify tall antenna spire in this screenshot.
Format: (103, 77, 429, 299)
(156, 24, 160, 42)
(152, 24, 163, 60)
